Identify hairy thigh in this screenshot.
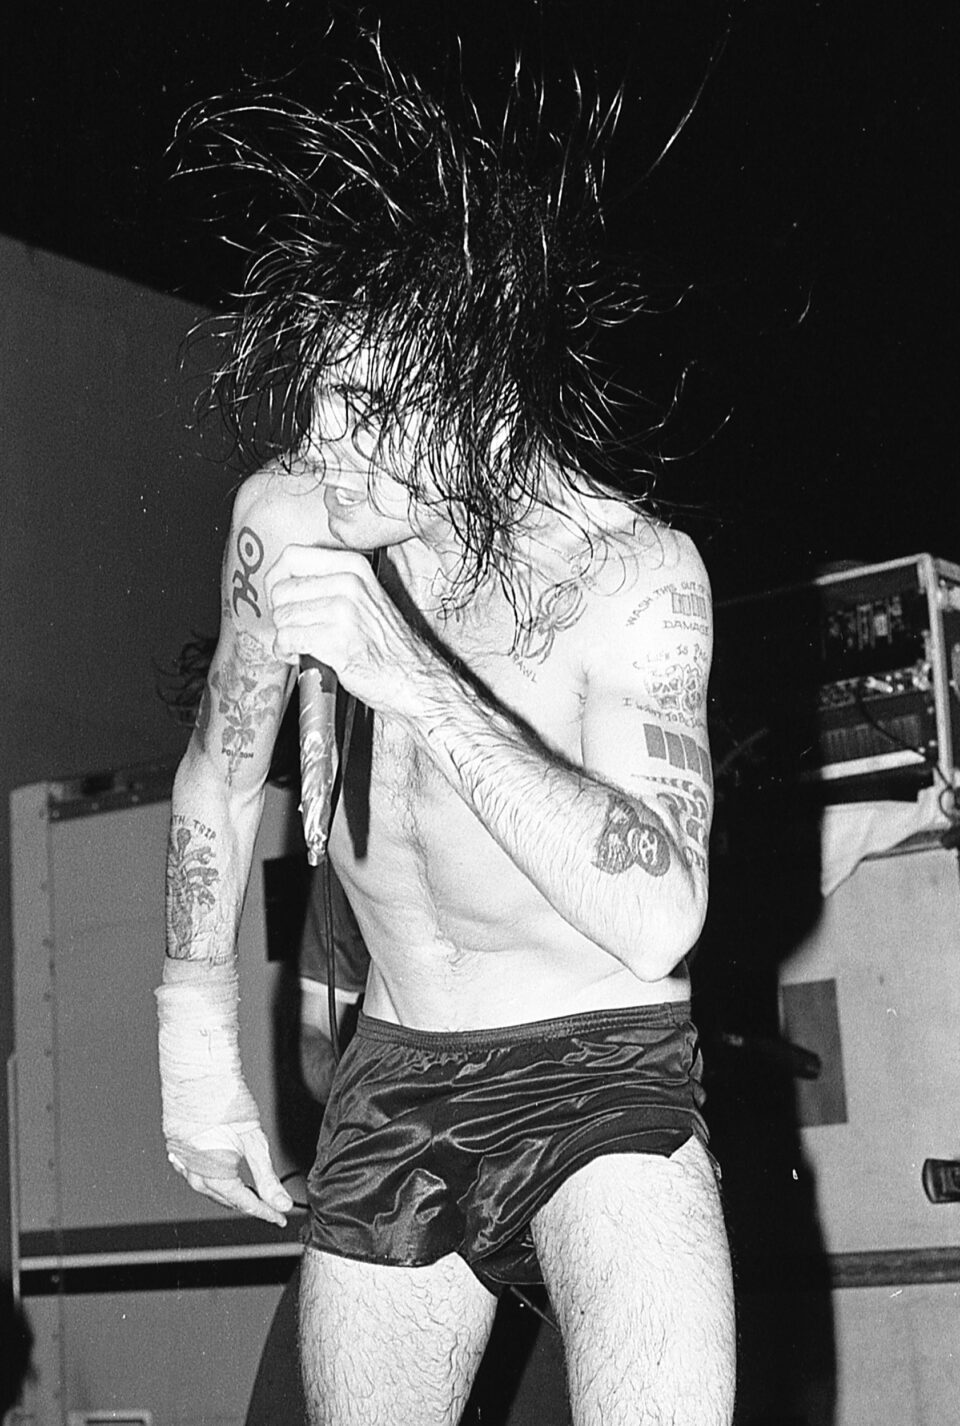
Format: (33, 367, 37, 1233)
(532, 1139, 734, 1424)
(298, 1247, 497, 1426)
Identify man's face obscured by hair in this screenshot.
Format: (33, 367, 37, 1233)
(307, 353, 452, 553)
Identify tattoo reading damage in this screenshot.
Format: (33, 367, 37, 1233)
(627, 580, 711, 638)
(166, 818, 220, 958)
(210, 629, 283, 782)
(593, 795, 670, 877)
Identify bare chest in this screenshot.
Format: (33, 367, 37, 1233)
(377, 633, 583, 812)
(335, 591, 586, 866)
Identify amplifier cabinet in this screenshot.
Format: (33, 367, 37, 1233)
(9, 768, 312, 1426)
(760, 841, 960, 1426)
(778, 842, 960, 1256)
(713, 552, 960, 804)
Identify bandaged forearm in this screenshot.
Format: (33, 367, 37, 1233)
(156, 960, 261, 1179)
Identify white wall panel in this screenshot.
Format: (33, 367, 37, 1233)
(10, 777, 309, 1425)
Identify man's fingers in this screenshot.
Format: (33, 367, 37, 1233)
(166, 1130, 292, 1226)
(271, 576, 369, 629)
(273, 589, 354, 631)
(180, 1167, 236, 1210)
(212, 1178, 289, 1227)
(242, 1127, 295, 1215)
(267, 544, 370, 595)
(181, 1166, 289, 1227)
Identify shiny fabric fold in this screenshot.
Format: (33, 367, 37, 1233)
(305, 1002, 708, 1292)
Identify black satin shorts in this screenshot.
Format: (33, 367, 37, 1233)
(304, 1001, 708, 1292)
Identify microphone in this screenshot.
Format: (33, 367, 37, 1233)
(297, 655, 339, 865)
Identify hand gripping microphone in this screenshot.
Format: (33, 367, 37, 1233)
(297, 656, 339, 865)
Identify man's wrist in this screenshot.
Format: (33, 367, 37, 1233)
(406, 655, 482, 743)
(162, 956, 236, 986)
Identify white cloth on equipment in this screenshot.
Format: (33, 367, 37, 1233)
(820, 783, 953, 895)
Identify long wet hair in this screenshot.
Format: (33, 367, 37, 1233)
(176, 32, 661, 596)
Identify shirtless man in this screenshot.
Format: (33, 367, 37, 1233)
(158, 45, 734, 1426)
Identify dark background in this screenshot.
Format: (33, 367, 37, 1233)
(1, 0, 955, 597)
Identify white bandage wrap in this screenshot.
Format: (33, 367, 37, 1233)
(156, 961, 262, 1180)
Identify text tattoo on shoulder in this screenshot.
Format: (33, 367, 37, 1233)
(166, 819, 220, 957)
(669, 588, 709, 620)
(626, 580, 710, 629)
(232, 526, 265, 619)
(593, 795, 670, 878)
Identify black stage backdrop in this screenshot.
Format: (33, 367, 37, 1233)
(2, 0, 954, 599)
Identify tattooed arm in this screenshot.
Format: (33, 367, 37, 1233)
(265, 519, 711, 978)
(574, 533, 713, 970)
(408, 531, 713, 981)
(166, 451, 338, 963)
(159, 465, 321, 1224)
(166, 472, 299, 969)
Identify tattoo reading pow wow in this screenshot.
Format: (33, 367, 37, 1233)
(593, 796, 670, 877)
(167, 824, 219, 954)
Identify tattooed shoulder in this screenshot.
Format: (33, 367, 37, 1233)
(231, 525, 266, 620)
(517, 578, 587, 664)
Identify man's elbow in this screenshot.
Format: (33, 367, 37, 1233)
(626, 879, 708, 983)
(173, 734, 265, 823)
(172, 736, 226, 807)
